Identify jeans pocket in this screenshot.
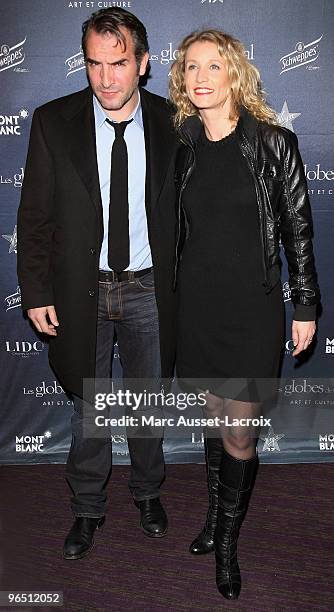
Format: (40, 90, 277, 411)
(135, 271, 155, 291)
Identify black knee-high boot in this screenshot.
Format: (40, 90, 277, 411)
(189, 435, 222, 554)
(214, 446, 259, 599)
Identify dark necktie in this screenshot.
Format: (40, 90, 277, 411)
(106, 118, 133, 272)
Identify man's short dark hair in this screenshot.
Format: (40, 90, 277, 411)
(82, 7, 149, 67)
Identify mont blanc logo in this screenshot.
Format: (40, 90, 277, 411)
(325, 338, 334, 354)
(5, 340, 45, 357)
(65, 47, 85, 77)
(319, 434, 334, 451)
(0, 37, 27, 72)
(260, 426, 285, 452)
(2, 225, 17, 254)
(201, 0, 224, 4)
(276, 101, 300, 132)
(4, 286, 21, 312)
(16, 431, 52, 453)
(283, 281, 291, 302)
(279, 34, 323, 74)
(0, 167, 24, 187)
(0, 109, 29, 136)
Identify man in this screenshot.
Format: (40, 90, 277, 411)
(17, 8, 177, 560)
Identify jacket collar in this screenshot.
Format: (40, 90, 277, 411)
(61, 86, 91, 121)
(61, 87, 175, 218)
(62, 86, 175, 218)
(178, 105, 258, 147)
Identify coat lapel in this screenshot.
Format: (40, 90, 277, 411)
(141, 88, 176, 217)
(65, 88, 103, 234)
(63, 87, 175, 234)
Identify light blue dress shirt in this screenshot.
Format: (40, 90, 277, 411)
(93, 93, 152, 271)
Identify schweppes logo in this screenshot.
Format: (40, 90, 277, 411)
(279, 34, 323, 74)
(0, 37, 26, 72)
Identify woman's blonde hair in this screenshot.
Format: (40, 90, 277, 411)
(169, 29, 277, 127)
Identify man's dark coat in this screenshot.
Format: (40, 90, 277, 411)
(17, 86, 177, 397)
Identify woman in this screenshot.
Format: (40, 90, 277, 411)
(169, 30, 320, 600)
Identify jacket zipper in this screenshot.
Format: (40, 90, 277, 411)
(238, 135, 269, 288)
(173, 145, 196, 290)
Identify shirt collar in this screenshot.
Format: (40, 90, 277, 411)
(93, 90, 143, 130)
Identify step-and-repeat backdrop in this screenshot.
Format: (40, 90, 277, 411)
(1, 0, 333, 465)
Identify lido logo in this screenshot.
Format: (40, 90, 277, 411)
(191, 432, 205, 445)
(5, 340, 45, 357)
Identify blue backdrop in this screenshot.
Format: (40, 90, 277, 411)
(1, 0, 333, 465)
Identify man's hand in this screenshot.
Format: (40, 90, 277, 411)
(27, 305, 59, 336)
(292, 320, 316, 356)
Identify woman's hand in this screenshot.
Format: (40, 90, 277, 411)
(292, 320, 316, 356)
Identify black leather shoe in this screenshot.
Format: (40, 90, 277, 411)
(63, 516, 105, 560)
(134, 498, 168, 537)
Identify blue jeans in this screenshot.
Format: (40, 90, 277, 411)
(65, 270, 165, 517)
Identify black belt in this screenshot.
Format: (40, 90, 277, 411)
(98, 267, 153, 283)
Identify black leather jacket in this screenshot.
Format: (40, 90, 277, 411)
(174, 109, 320, 320)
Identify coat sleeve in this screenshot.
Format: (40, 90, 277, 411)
(17, 108, 56, 310)
(278, 129, 320, 321)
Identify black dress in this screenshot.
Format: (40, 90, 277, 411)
(176, 127, 285, 402)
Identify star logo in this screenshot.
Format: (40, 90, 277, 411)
(276, 101, 301, 132)
(260, 426, 285, 452)
(2, 225, 17, 254)
(19, 108, 29, 119)
(201, 0, 224, 3)
(44, 431, 52, 439)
